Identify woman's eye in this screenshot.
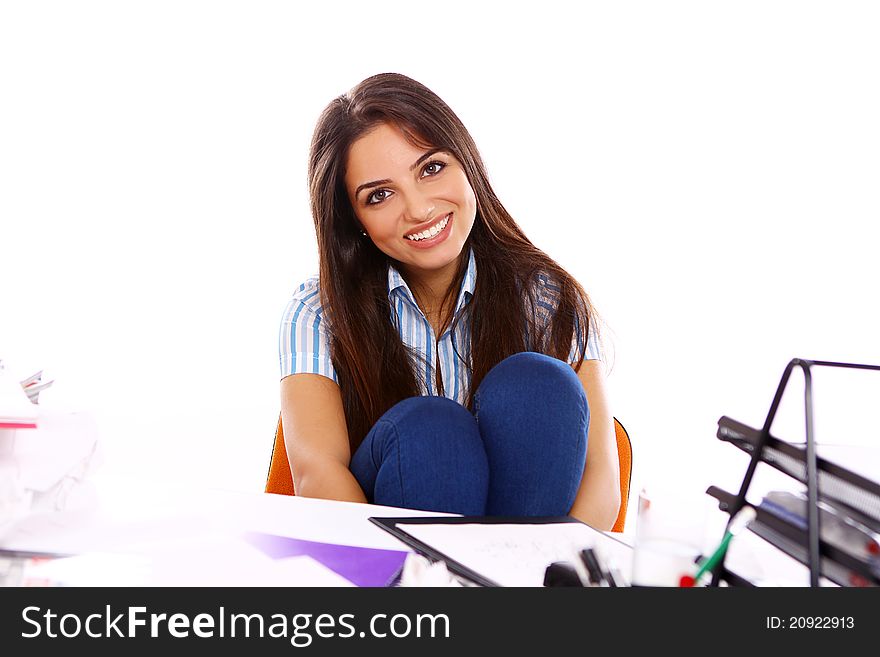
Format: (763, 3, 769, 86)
(365, 162, 445, 205)
(422, 160, 446, 177)
(367, 189, 390, 205)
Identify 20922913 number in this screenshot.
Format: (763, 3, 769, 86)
(766, 616, 854, 629)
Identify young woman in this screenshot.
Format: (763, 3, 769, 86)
(279, 73, 620, 530)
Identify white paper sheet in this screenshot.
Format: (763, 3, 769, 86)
(402, 522, 603, 587)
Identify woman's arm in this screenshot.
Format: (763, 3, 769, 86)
(568, 360, 621, 530)
(280, 373, 368, 504)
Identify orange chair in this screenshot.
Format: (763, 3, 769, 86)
(266, 414, 632, 532)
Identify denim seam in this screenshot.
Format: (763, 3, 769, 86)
(390, 421, 406, 508)
(371, 418, 407, 508)
(572, 398, 590, 498)
(370, 420, 390, 472)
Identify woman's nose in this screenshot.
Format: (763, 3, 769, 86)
(402, 190, 435, 224)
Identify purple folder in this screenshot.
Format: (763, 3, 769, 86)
(243, 532, 408, 587)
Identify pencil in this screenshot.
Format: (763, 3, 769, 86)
(683, 506, 757, 586)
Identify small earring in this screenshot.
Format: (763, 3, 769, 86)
(360, 229, 367, 237)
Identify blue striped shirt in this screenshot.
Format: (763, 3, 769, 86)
(278, 249, 601, 406)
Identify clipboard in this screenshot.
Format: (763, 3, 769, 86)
(369, 515, 624, 587)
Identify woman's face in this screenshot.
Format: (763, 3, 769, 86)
(344, 122, 477, 280)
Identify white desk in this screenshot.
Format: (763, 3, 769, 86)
(5, 466, 851, 587)
(0, 473, 629, 586)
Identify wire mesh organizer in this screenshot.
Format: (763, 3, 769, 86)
(705, 359, 880, 587)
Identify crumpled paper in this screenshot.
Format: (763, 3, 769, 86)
(398, 553, 465, 587)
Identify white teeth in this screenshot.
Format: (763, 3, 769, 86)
(406, 214, 450, 241)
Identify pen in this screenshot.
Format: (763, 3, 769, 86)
(605, 563, 626, 587)
(681, 506, 757, 587)
(592, 547, 621, 587)
(590, 546, 622, 587)
(579, 548, 608, 586)
(567, 547, 591, 586)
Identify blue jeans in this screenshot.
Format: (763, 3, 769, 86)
(350, 352, 589, 516)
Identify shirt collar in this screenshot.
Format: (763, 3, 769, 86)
(387, 247, 477, 313)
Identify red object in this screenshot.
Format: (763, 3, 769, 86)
(0, 421, 37, 429)
(679, 575, 696, 587)
(849, 573, 870, 587)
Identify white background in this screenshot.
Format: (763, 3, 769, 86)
(2, 1, 879, 516)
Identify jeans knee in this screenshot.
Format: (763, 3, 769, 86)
(381, 396, 478, 448)
(385, 395, 473, 425)
(354, 396, 488, 515)
(478, 352, 588, 418)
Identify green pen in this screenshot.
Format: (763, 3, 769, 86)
(683, 506, 756, 587)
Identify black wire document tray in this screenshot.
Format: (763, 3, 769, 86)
(707, 358, 880, 587)
(707, 485, 880, 587)
(716, 416, 880, 532)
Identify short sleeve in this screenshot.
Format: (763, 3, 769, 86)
(567, 315, 603, 364)
(278, 277, 338, 383)
(532, 271, 603, 364)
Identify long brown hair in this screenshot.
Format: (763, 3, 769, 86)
(308, 73, 597, 451)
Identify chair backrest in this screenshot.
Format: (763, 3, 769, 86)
(266, 414, 295, 497)
(610, 418, 632, 533)
(266, 414, 632, 533)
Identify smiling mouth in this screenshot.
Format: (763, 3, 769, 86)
(404, 213, 452, 242)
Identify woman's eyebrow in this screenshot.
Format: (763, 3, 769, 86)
(354, 148, 445, 199)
